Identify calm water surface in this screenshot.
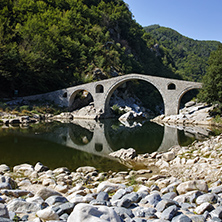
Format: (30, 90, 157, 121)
(0, 120, 203, 172)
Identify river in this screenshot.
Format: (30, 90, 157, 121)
(0, 119, 210, 172)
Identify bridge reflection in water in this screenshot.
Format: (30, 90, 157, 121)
(37, 120, 209, 158)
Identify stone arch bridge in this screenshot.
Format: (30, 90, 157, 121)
(22, 74, 202, 117)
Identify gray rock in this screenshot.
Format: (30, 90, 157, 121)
(53, 167, 70, 175)
(209, 218, 222, 222)
(76, 166, 97, 174)
(171, 214, 192, 222)
(36, 206, 60, 221)
(111, 189, 128, 202)
(0, 183, 11, 190)
(68, 194, 95, 205)
(7, 199, 41, 213)
(97, 192, 109, 201)
(162, 192, 177, 200)
(195, 202, 214, 214)
(137, 191, 149, 200)
(161, 205, 178, 220)
(128, 219, 147, 222)
(210, 206, 222, 219)
(13, 163, 33, 172)
(109, 148, 136, 160)
(1, 189, 31, 198)
(67, 203, 122, 222)
(188, 191, 203, 203)
(211, 185, 222, 194)
(60, 213, 69, 221)
(90, 200, 111, 206)
(196, 193, 217, 205)
(162, 151, 175, 162)
(113, 207, 134, 219)
(97, 181, 125, 193)
(150, 184, 160, 192)
(0, 165, 10, 174)
(45, 195, 68, 206)
(35, 187, 62, 200)
(185, 101, 196, 108)
(0, 204, 9, 219)
(34, 162, 49, 173)
(180, 203, 195, 210)
(176, 180, 208, 195)
(156, 199, 179, 212)
(53, 202, 75, 216)
(117, 192, 140, 208)
(26, 196, 45, 206)
(133, 206, 157, 218)
(0, 176, 16, 189)
(141, 193, 161, 207)
(189, 215, 205, 222)
(21, 215, 29, 221)
(0, 218, 11, 222)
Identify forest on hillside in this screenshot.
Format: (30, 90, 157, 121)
(0, 0, 178, 98)
(144, 25, 220, 81)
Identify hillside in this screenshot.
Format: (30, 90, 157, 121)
(0, 0, 178, 98)
(144, 25, 220, 81)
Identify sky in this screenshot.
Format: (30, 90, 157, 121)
(123, 0, 222, 43)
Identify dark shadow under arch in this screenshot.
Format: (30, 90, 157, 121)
(69, 89, 94, 112)
(106, 78, 164, 116)
(178, 88, 199, 110)
(96, 84, 104, 93)
(168, 83, 176, 90)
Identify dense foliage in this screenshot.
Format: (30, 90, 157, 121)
(198, 44, 222, 105)
(144, 25, 220, 81)
(0, 0, 177, 97)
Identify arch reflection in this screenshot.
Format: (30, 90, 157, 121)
(69, 124, 93, 146)
(34, 120, 210, 159)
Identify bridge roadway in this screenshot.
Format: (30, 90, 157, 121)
(21, 73, 202, 117)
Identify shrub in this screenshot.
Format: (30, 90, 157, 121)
(111, 104, 125, 116)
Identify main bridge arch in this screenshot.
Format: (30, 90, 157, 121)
(65, 74, 202, 117)
(104, 75, 165, 115)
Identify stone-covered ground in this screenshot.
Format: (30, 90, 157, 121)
(1, 133, 222, 221)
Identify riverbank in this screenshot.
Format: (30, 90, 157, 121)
(1, 133, 222, 221)
(151, 101, 220, 127)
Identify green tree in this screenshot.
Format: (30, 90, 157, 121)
(198, 44, 222, 103)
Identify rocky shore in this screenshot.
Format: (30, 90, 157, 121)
(1, 133, 222, 221)
(152, 102, 214, 126)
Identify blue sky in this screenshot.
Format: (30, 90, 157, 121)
(123, 0, 222, 42)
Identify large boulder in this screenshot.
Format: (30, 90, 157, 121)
(7, 199, 41, 213)
(118, 111, 145, 122)
(35, 187, 62, 200)
(67, 203, 121, 222)
(36, 207, 59, 221)
(0, 203, 9, 218)
(109, 148, 136, 160)
(176, 180, 208, 195)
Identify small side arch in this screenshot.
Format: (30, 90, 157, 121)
(96, 84, 104, 93)
(168, 83, 176, 90)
